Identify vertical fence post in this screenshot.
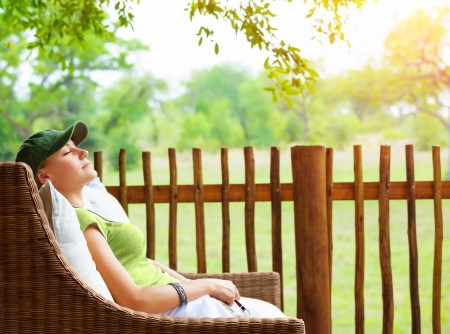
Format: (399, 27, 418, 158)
(168, 148, 178, 270)
(193, 148, 207, 273)
(325, 147, 333, 311)
(432, 145, 443, 334)
(244, 146, 257, 272)
(354, 145, 365, 334)
(221, 148, 231, 273)
(142, 152, 156, 260)
(270, 146, 283, 310)
(379, 145, 394, 334)
(94, 151, 103, 182)
(118, 149, 128, 215)
(291, 145, 331, 333)
(405, 145, 421, 333)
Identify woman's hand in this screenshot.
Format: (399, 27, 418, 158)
(198, 278, 240, 306)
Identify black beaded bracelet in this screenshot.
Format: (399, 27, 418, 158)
(168, 282, 188, 306)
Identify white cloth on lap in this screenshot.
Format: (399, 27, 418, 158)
(234, 297, 287, 318)
(160, 295, 287, 318)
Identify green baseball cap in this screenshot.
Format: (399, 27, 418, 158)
(15, 121, 89, 176)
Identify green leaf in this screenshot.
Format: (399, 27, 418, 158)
(272, 92, 278, 103)
(115, 1, 120, 9)
(285, 96, 293, 107)
(214, 43, 219, 54)
(329, 33, 335, 44)
(305, 67, 319, 77)
(198, 37, 203, 46)
(305, 82, 315, 93)
(68, 62, 75, 75)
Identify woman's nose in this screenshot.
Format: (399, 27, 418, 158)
(80, 149, 89, 159)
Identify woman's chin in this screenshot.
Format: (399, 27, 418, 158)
(87, 170, 98, 182)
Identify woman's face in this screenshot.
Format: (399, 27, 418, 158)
(36, 140, 97, 192)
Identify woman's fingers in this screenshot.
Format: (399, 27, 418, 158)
(221, 281, 241, 304)
(197, 278, 240, 305)
(234, 286, 241, 301)
(207, 280, 235, 305)
(227, 284, 236, 306)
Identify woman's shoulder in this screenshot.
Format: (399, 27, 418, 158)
(74, 207, 128, 229)
(74, 207, 98, 220)
(74, 207, 107, 227)
(74, 207, 111, 235)
(74, 207, 111, 222)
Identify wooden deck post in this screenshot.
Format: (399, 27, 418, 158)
(432, 146, 443, 334)
(94, 151, 103, 182)
(168, 148, 178, 270)
(291, 145, 331, 334)
(354, 145, 365, 334)
(118, 149, 128, 215)
(405, 145, 421, 333)
(379, 145, 394, 334)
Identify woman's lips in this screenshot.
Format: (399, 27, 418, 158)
(82, 162, 91, 169)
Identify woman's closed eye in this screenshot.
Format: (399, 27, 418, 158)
(64, 150, 72, 155)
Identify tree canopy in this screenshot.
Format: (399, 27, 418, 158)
(4, 4, 450, 177)
(383, 7, 450, 176)
(0, 0, 368, 101)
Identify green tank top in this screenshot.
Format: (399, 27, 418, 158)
(75, 208, 180, 287)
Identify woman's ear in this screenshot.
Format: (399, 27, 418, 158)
(36, 169, 50, 185)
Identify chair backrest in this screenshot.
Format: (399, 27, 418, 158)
(0, 162, 153, 332)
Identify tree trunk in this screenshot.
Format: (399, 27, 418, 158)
(396, 103, 405, 125)
(150, 112, 159, 145)
(236, 110, 250, 143)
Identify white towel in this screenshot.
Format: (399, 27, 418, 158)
(160, 295, 287, 318)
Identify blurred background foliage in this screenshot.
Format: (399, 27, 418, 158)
(1, 6, 450, 175)
(0, 0, 369, 102)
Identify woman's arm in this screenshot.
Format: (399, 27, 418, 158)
(84, 225, 238, 314)
(148, 260, 241, 300)
(148, 259, 190, 282)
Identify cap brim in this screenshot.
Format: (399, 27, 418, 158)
(46, 121, 89, 158)
(70, 121, 89, 146)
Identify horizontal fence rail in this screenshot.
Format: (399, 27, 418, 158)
(93, 144, 445, 334)
(102, 181, 450, 203)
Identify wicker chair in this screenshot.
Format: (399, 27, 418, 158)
(0, 162, 305, 333)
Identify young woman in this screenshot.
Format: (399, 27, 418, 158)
(15, 121, 287, 318)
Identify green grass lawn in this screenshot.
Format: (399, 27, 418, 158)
(100, 143, 449, 333)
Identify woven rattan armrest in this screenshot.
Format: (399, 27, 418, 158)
(181, 271, 282, 309)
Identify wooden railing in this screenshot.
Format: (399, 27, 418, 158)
(93, 145, 446, 334)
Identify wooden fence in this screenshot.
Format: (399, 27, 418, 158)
(93, 145, 446, 334)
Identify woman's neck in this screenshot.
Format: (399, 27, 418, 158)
(59, 188, 85, 208)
